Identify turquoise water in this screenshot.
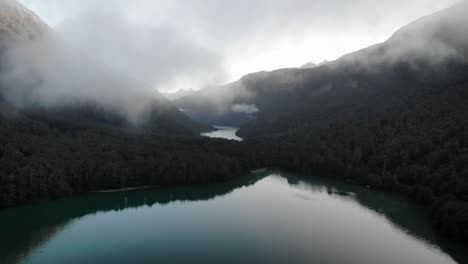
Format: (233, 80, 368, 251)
(201, 126, 242, 141)
(0, 171, 467, 264)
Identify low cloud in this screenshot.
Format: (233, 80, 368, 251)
(231, 104, 259, 114)
(0, 35, 164, 123)
(58, 11, 227, 94)
(19, 0, 461, 92)
(4, 0, 465, 123)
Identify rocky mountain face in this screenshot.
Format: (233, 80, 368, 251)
(173, 1, 468, 241)
(0, 1, 249, 213)
(174, 68, 305, 126)
(0, 0, 467, 244)
(0, 0, 50, 41)
(238, 0, 468, 138)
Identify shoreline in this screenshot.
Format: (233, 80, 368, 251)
(1, 167, 466, 244)
(94, 186, 157, 193)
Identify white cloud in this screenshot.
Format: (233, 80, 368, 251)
(231, 104, 259, 114)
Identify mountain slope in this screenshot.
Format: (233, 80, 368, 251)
(0, 0, 50, 40)
(0, 0, 210, 136)
(238, 0, 468, 138)
(236, 1, 468, 241)
(0, 1, 255, 209)
(175, 68, 311, 126)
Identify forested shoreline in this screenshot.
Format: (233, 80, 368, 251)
(1, 110, 467, 243)
(237, 66, 468, 242)
(0, 113, 266, 208)
(0, 0, 467, 246)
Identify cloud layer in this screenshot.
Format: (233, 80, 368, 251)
(0, 36, 164, 123)
(18, 0, 462, 92)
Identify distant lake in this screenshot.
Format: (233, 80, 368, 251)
(201, 126, 242, 141)
(1, 171, 467, 264)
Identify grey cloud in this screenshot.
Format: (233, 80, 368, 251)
(335, 1, 468, 74)
(4, 0, 464, 126)
(231, 104, 259, 114)
(0, 36, 164, 123)
(18, 0, 461, 93)
(57, 11, 227, 93)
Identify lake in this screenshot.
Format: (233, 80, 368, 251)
(201, 126, 243, 141)
(0, 171, 467, 264)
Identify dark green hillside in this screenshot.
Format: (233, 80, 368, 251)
(1, 0, 468, 244)
(0, 0, 211, 137)
(237, 1, 468, 241)
(0, 103, 260, 208)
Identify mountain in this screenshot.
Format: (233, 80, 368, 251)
(300, 62, 317, 69)
(176, 0, 468, 241)
(177, 1, 468, 130)
(162, 88, 196, 101)
(175, 68, 305, 126)
(238, 0, 468, 138)
(0, 0, 210, 136)
(236, 1, 468, 241)
(0, 0, 256, 209)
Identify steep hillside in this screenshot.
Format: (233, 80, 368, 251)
(236, 1, 468, 241)
(238, 1, 468, 138)
(0, 0, 210, 136)
(177, 1, 468, 129)
(162, 89, 196, 101)
(175, 68, 310, 126)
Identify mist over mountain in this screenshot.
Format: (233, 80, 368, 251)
(178, 1, 468, 129)
(0, 0, 49, 41)
(163, 89, 196, 101)
(300, 62, 317, 69)
(238, 0, 468, 137)
(0, 0, 209, 135)
(175, 2, 468, 241)
(235, 1, 468, 241)
(1, 0, 468, 250)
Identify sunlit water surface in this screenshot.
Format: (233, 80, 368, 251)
(0, 171, 467, 264)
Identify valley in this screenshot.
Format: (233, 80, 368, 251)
(0, 1, 467, 263)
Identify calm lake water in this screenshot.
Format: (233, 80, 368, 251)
(0, 171, 467, 264)
(201, 126, 242, 141)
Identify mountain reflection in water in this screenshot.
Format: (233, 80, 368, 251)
(0, 171, 466, 264)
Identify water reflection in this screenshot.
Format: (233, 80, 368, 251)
(0, 171, 466, 264)
(0, 174, 266, 264)
(281, 173, 468, 263)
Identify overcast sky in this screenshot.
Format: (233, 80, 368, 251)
(18, 0, 461, 92)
